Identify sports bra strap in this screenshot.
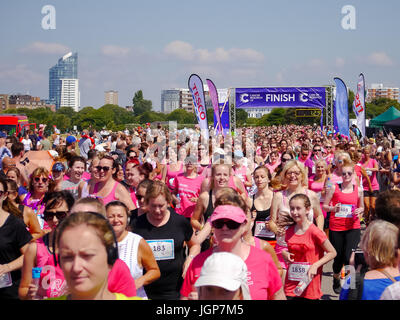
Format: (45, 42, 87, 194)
(377, 269, 399, 283)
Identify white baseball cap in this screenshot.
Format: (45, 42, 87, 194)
(195, 252, 251, 300)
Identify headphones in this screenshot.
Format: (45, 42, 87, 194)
(53, 211, 119, 267)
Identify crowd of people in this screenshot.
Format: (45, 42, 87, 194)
(0, 122, 399, 300)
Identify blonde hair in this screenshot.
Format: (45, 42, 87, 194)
(334, 151, 351, 164)
(210, 163, 232, 190)
(280, 160, 308, 187)
(360, 220, 399, 269)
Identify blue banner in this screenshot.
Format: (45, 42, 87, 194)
(333, 78, 349, 137)
(235, 87, 326, 109)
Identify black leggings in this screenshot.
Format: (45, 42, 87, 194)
(329, 229, 361, 275)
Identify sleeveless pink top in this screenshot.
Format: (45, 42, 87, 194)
(93, 181, 119, 205)
(36, 237, 67, 298)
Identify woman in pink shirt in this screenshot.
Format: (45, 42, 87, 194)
(173, 156, 205, 218)
(359, 145, 379, 224)
(181, 205, 285, 300)
(282, 194, 336, 300)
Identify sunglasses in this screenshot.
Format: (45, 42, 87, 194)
(313, 149, 321, 152)
(43, 210, 68, 221)
(34, 177, 49, 183)
(136, 195, 145, 201)
(342, 171, 353, 176)
(281, 158, 291, 162)
(95, 166, 111, 172)
(212, 219, 241, 230)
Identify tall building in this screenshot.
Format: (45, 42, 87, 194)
(49, 52, 79, 110)
(161, 86, 229, 113)
(367, 83, 399, 102)
(105, 90, 118, 105)
(60, 79, 80, 112)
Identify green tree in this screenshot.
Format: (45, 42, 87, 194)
(166, 108, 195, 124)
(348, 89, 355, 119)
(137, 111, 166, 124)
(366, 98, 400, 119)
(258, 108, 286, 126)
(132, 90, 152, 116)
(236, 109, 248, 125)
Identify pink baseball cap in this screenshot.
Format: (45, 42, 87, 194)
(210, 205, 247, 224)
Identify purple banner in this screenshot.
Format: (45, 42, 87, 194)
(235, 87, 326, 109)
(214, 102, 230, 135)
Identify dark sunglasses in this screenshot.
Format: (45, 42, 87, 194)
(34, 177, 48, 183)
(95, 166, 111, 172)
(212, 219, 241, 230)
(313, 149, 321, 152)
(43, 210, 68, 221)
(136, 195, 145, 201)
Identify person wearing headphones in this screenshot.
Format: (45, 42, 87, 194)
(51, 211, 141, 300)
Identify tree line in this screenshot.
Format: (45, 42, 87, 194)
(2, 90, 399, 132)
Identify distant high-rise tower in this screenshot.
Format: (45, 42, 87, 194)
(105, 90, 118, 105)
(49, 52, 79, 110)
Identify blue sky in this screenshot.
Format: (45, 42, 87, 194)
(1, 0, 399, 110)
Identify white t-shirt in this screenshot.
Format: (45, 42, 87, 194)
(21, 138, 31, 151)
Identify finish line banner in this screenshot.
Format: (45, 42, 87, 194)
(235, 87, 326, 109)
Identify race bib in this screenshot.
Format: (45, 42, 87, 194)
(0, 272, 12, 288)
(288, 262, 311, 282)
(254, 221, 275, 238)
(335, 204, 353, 218)
(146, 239, 175, 261)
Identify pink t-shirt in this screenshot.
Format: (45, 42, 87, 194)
(265, 161, 280, 175)
(232, 165, 249, 184)
(284, 224, 327, 299)
(173, 173, 205, 218)
(166, 163, 184, 191)
(180, 246, 282, 300)
(360, 158, 379, 191)
(108, 258, 137, 297)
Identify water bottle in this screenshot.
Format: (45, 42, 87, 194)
(294, 275, 312, 296)
(176, 194, 181, 209)
(326, 177, 333, 192)
(32, 267, 42, 300)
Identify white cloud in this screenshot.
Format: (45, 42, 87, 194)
(307, 58, 325, 68)
(366, 52, 394, 66)
(20, 42, 70, 54)
(163, 40, 264, 64)
(101, 45, 131, 58)
(335, 57, 345, 67)
(0, 64, 45, 85)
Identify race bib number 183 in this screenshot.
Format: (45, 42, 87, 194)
(146, 239, 175, 261)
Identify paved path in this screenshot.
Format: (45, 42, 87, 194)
(321, 260, 339, 300)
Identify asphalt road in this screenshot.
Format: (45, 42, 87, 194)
(321, 259, 339, 300)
